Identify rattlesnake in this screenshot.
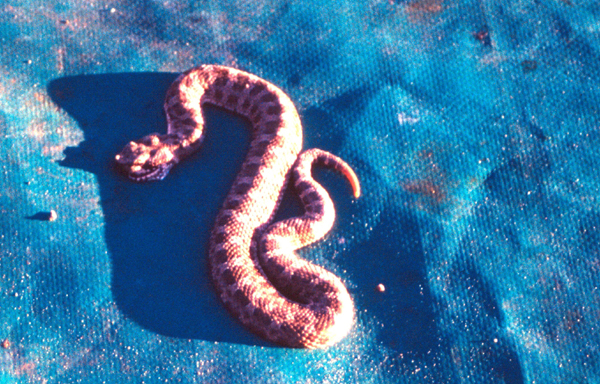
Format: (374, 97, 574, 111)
(115, 65, 360, 348)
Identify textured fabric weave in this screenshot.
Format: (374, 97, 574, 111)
(1, 1, 599, 383)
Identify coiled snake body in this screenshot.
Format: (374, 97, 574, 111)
(115, 65, 360, 348)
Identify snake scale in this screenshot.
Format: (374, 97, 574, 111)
(115, 65, 360, 348)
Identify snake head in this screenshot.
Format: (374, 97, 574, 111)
(115, 134, 177, 182)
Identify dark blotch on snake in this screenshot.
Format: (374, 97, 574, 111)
(213, 89, 224, 102)
(214, 249, 228, 264)
(172, 103, 187, 116)
(291, 273, 306, 286)
(270, 263, 286, 276)
(319, 157, 333, 167)
(251, 113, 263, 125)
(213, 232, 226, 245)
(295, 181, 311, 193)
(180, 117, 196, 126)
(184, 76, 195, 88)
(213, 73, 229, 87)
(263, 120, 280, 134)
(226, 95, 239, 108)
(248, 147, 266, 158)
(235, 182, 252, 195)
(303, 191, 321, 204)
(260, 93, 277, 103)
(165, 86, 178, 100)
(309, 202, 323, 213)
(217, 213, 231, 226)
(231, 78, 247, 92)
(252, 140, 270, 153)
(266, 104, 282, 115)
(233, 289, 251, 307)
(241, 162, 260, 178)
(314, 280, 329, 291)
(253, 307, 272, 326)
(278, 324, 297, 339)
(248, 83, 266, 97)
(221, 268, 236, 286)
(224, 198, 241, 210)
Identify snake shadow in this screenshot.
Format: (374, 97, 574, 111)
(47, 73, 443, 358)
(47, 73, 274, 346)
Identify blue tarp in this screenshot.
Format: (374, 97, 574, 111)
(1, 1, 600, 383)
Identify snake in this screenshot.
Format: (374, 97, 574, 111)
(114, 65, 360, 348)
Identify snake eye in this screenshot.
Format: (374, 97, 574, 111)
(141, 137, 153, 146)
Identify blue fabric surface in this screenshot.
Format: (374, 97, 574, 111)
(1, 1, 600, 383)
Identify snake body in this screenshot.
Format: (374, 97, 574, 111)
(115, 65, 360, 348)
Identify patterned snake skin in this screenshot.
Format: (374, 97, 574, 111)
(115, 65, 360, 348)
